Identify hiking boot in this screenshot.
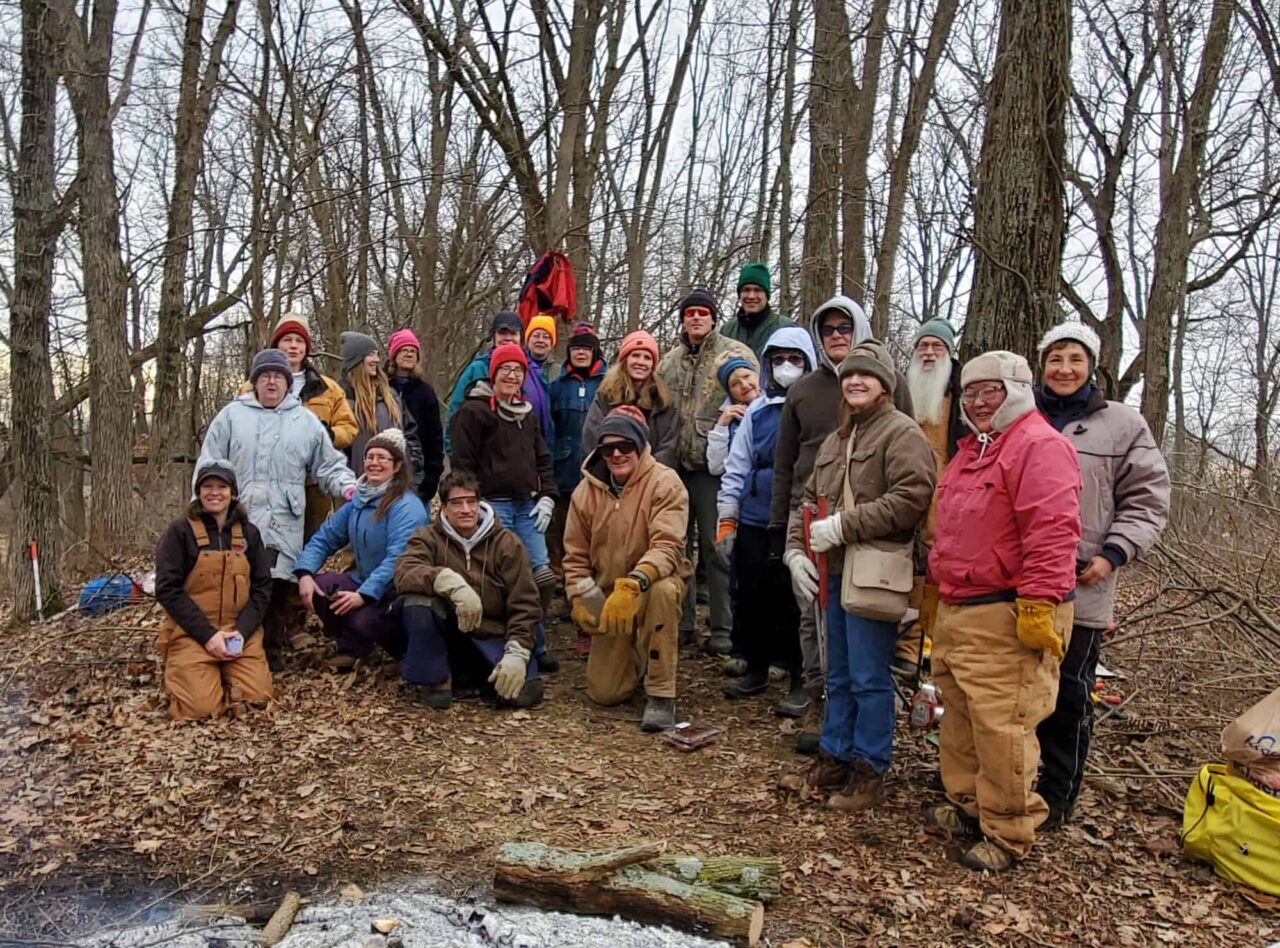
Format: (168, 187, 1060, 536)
(795, 695, 824, 755)
(326, 654, 358, 674)
(536, 651, 560, 674)
(961, 840, 1015, 873)
(510, 678, 545, 709)
(723, 669, 769, 699)
(641, 696, 676, 732)
(828, 759, 885, 813)
(705, 631, 733, 656)
(1042, 800, 1071, 831)
(925, 803, 979, 835)
(774, 680, 810, 719)
(413, 684, 453, 710)
(768, 664, 788, 683)
(721, 656, 748, 677)
(778, 751, 849, 792)
(266, 648, 285, 674)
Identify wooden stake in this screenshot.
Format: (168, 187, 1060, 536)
(260, 891, 302, 946)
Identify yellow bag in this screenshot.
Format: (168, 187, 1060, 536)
(1181, 763, 1280, 896)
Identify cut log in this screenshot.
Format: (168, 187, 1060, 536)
(645, 855, 781, 903)
(494, 843, 764, 946)
(260, 891, 302, 946)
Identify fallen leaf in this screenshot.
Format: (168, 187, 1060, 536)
(296, 783, 318, 799)
(132, 839, 163, 854)
(339, 882, 364, 905)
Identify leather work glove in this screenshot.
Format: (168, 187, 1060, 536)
(1016, 597, 1064, 658)
(919, 584, 941, 638)
(599, 577, 643, 636)
(532, 496, 555, 533)
(715, 519, 737, 566)
(433, 567, 484, 632)
(570, 597, 601, 634)
(783, 550, 819, 604)
(808, 513, 846, 554)
(488, 640, 531, 700)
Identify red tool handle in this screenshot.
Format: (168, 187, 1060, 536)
(803, 500, 830, 611)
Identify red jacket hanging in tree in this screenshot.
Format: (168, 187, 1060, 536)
(517, 251, 576, 326)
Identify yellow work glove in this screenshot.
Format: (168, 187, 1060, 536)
(919, 584, 940, 638)
(1015, 598, 1064, 658)
(599, 577, 643, 636)
(570, 597, 601, 635)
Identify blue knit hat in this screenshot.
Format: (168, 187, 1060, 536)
(717, 356, 756, 393)
(249, 348, 291, 384)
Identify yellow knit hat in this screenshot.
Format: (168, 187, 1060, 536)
(526, 314, 558, 347)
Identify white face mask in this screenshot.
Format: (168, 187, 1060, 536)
(772, 362, 805, 390)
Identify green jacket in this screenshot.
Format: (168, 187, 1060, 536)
(656, 328, 757, 472)
(721, 306, 799, 362)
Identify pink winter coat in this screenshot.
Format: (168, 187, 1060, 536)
(929, 409, 1081, 605)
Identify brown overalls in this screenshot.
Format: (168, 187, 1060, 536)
(158, 518, 273, 720)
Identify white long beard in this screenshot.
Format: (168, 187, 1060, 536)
(908, 357, 951, 426)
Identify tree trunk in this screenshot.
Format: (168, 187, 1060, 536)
(801, 0, 846, 319)
(959, 0, 1071, 362)
(8, 0, 66, 621)
(1140, 0, 1235, 444)
(56, 0, 138, 556)
(776, 0, 801, 316)
(842, 0, 889, 310)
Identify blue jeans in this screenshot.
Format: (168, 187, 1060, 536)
(821, 576, 898, 773)
(399, 601, 537, 687)
(487, 498, 549, 656)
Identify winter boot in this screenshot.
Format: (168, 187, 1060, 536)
(924, 803, 979, 835)
(961, 840, 1015, 873)
(510, 678, 545, 709)
(778, 751, 849, 792)
(536, 651, 561, 674)
(705, 631, 733, 656)
(828, 759, 885, 813)
(266, 648, 285, 674)
(641, 696, 676, 732)
(724, 669, 770, 699)
(413, 683, 453, 710)
(774, 678, 811, 718)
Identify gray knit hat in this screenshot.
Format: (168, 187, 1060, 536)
(838, 340, 897, 395)
(341, 331, 378, 375)
(912, 317, 957, 354)
(598, 406, 650, 452)
(249, 348, 291, 384)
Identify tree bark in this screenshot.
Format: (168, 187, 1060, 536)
(1140, 0, 1235, 444)
(842, 0, 889, 309)
(959, 0, 1072, 362)
(801, 0, 846, 319)
(8, 0, 66, 621)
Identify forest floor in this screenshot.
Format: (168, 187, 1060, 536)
(0, 580, 1276, 947)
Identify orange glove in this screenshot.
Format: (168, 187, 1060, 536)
(715, 519, 737, 565)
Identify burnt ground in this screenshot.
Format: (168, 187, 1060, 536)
(0, 586, 1275, 947)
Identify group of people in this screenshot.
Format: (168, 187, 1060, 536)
(153, 263, 1170, 873)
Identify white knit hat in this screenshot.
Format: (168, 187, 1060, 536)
(960, 350, 1035, 434)
(1037, 322, 1101, 365)
(365, 427, 407, 461)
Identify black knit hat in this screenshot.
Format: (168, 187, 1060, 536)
(598, 405, 650, 452)
(676, 287, 718, 321)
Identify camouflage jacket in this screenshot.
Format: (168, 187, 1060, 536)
(656, 329, 758, 472)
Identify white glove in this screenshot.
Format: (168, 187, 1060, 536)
(808, 513, 846, 553)
(433, 567, 483, 632)
(488, 640, 531, 700)
(532, 496, 555, 533)
(784, 550, 819, 604)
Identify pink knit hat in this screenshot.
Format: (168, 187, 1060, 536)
(388, 328, 421, 359)
(618, 330, 659, 364)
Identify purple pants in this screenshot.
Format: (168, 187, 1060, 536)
(399, 599, 537, 687)
(313, 572, 399, 659)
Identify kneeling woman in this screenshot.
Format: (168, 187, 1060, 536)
(154, 460, 274, 720)
(293, 429, 429, 671)
(783, 341, 935, 810)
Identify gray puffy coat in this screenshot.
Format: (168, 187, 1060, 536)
(197, 392, 357, 580)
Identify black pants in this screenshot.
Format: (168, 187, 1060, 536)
(1036, 623, 1103, 812)
(262, 578, 293, 655)
(734, 524, 801, 678)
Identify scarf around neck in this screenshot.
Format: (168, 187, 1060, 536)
(355, 475, 391, 507)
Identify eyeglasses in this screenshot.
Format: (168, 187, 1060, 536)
(445, 495, 480, 508)
(495, 364, 525, 378)
(770, 354, 806, 368)
(915, 340, 948, 354)
(961, 383, 1006, 405)
(819, 323, 855, 338)
(683, 306, 712, 319)
(598, 442, 638, 458)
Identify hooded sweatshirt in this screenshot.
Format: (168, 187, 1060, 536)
(449, 380, 557, 502)
(769, 295, 915, 532)
(717, 326, 818, 528)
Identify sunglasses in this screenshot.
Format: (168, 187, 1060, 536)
(819, 323, 855, 338)
(683, 306, 713, 319)
(770, 354, 806, 368)
(598, 442, 638, 458)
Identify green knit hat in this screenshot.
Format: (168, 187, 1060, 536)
(737, 262, 771, 298)
(912, 317, 956, 354)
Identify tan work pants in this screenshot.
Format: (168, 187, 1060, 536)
(931, 599, 1072, 858)
(160, 627, 273, 720)
(586, 577, 682, 704)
